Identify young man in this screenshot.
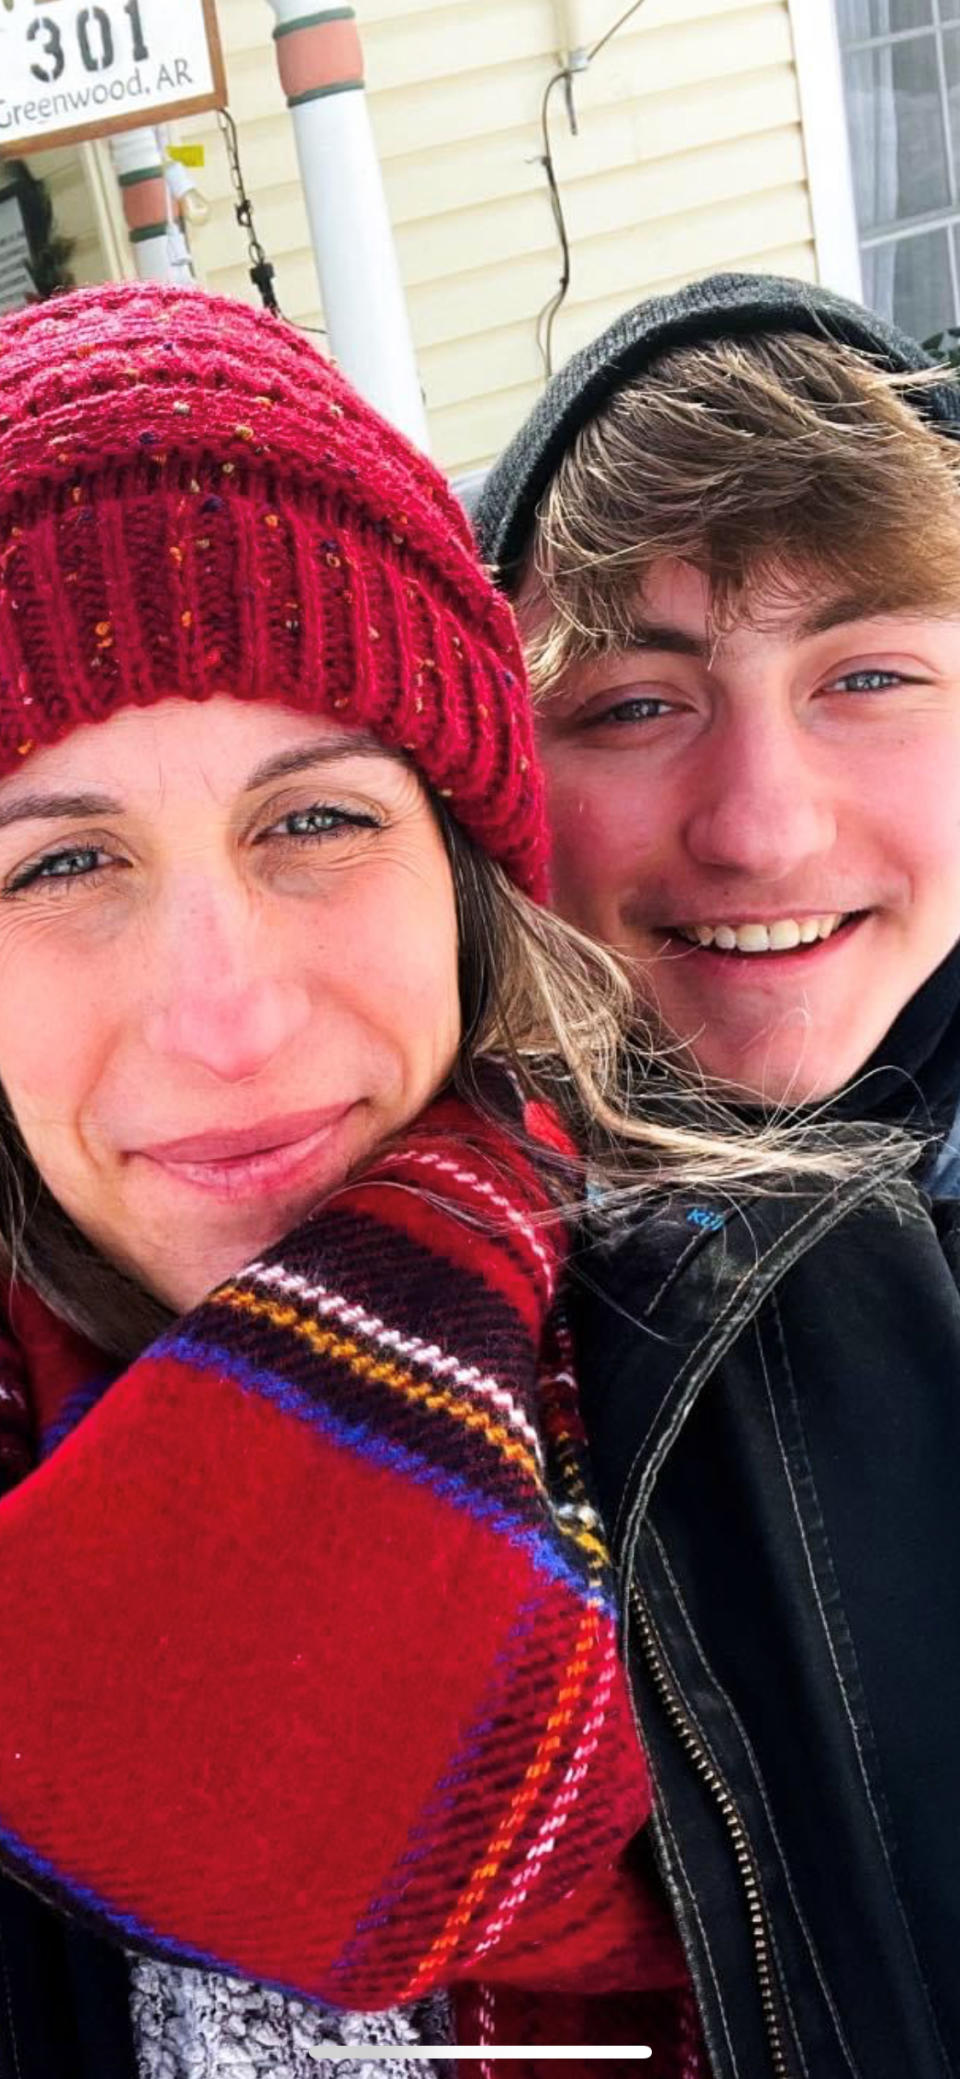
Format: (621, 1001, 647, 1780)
(475, 278, 960, 2079)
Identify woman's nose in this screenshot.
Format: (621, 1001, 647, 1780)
(147, 980, 313, 1082)
(683, 723, 837, 881)
(143, 889, 312, 1082)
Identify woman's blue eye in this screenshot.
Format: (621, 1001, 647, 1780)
(270, 805, 380, 840)
(7, 846, 108, 894)
(3, 809, 381, 896)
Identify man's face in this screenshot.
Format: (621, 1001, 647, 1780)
(531, 560, 960, 1105)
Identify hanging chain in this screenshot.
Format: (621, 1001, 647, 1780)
(217, 106, 279, 314)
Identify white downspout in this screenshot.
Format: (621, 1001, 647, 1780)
(552, 0, 589, 66)
(263, 1, 429, 452)
(108, 125, 194, 285)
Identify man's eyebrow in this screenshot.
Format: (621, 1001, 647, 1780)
(794, 595, 945, 639)
(618, 621, 709, 658)
(621, 600, 953, 654)
(242, 733, 398, 791)
(0, 790, 124, 833)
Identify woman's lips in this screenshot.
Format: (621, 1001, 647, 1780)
(134, 1107, 356, 1201)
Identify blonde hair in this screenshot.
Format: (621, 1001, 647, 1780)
(520, 332, 960, 694)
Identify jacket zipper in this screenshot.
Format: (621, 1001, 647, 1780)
(629, 1579, 793, 2079)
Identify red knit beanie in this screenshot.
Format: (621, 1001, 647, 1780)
(0, 282, 547, 897)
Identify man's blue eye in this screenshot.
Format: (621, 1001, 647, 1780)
(832, 670, 903, 693)
(592, 697, 673, 725)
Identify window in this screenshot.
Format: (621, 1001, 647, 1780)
(836, 0, 960, 339)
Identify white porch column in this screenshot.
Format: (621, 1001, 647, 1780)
(264, 1, 429, 452)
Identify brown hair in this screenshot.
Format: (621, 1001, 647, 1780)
(520, 332, 960, 692)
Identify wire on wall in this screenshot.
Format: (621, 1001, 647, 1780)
(586, 0, 649, 64)
(536, 0, 647, 380)
(536, 70, 575, 381)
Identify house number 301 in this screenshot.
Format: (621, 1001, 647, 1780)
(28, 2, 150, 84)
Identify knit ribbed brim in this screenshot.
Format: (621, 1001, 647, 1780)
(0, 282, 547, 899)
(473, 270, 960, 585)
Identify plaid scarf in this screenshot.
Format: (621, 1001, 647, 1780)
(0, 1085, 694, 2070)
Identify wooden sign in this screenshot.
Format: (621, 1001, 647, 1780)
(0, 0, 227, 156)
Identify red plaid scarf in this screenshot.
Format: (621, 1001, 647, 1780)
(0, 1088, 698, 2071)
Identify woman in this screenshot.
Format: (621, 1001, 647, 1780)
(0, 278, 792, 2078)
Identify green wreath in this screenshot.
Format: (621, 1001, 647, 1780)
(1, 158, 76, 300)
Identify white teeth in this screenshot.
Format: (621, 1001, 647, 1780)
(736, 923, 770, 953)
(676, 913, 847, 954)
(768, 919, 801, 952)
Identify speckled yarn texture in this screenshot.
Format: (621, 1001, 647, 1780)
(0, 282, 547, 899)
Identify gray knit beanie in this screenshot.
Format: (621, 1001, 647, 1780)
(472, 271, 960, 587)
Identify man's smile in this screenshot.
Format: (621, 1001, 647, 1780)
(666, 912, 864, 955)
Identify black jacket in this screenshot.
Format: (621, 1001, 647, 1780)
(575, 1137, 960, 2079)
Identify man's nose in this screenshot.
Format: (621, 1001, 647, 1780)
(683, 717, 837, 882)
(143, 886, 312, 1082)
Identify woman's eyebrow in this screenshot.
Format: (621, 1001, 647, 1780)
(243, 734, 393, 791)
(0, 737, 398, 831)
(0, 790, 122, 832)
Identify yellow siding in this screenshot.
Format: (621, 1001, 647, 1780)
(31, 0, 818, 475)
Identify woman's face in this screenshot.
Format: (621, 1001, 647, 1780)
(0, 698, 460, 1312)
